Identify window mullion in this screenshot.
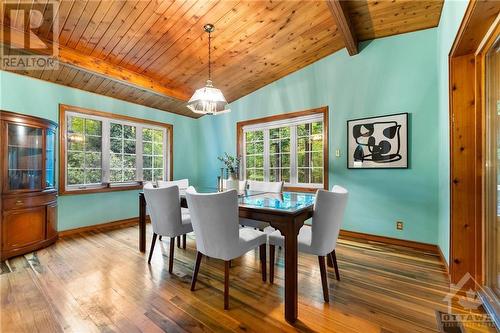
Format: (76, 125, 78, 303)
(263, 129, 270, 182)
(163, 128, 168, 180)
(290, 125, 297, 185)
(242, 130, 246, 180)
(102, 120, 110, 184)
(137, 125, 143, 181)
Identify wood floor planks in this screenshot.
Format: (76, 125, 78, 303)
(0, 225, 495, 333)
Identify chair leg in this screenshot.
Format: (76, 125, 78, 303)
(224, 260, 230, 310)
(190, 252, 203, 291)
(177, 235, 181, 248)
(148, 233, 157, 264)
(332, 250, 340, 281)
(182, 234, 187, 249)
(269, 245, 275, 284)
(169, 237, 175, 273)
(318, 256, 329, 303)
(259, 244, 266, 282)
(327, 253, 333, 267)
(158, 235, 162, 241)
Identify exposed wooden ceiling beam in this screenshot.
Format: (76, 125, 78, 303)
(1, 27, 191, 101)
(326, 0, 358, 56)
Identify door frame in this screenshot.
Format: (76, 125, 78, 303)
(449, 0, 500, 289)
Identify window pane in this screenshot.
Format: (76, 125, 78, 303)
(153, 129, 163, 143)
(68, 169, 84, 185)
(311, 137, 323, 151)
(110, 169, 122, 182)
(86, 169, 102, 183)
(312, 152, 323, 167)
(298, 168, 310, 183)
(143, 142, 152, 154)
(68, 152, 84, 168)
(153, 169, 163, 181)
(312, 168, 323, 183)
(297, 137, 308, 152)
(123, 125, 136, 139)
(143, 169, 152, 181)
(67, 115, 102, 186)
(270, 128, 280, 139)
(143, 156, 152, 168)
(85, 119, 101, 135)
(255, 155, 264, 168)
(297, 123, 310, 137)
(270, 168, 278, 182)
(153, 143, 163, 155)
(85, 152, 101, 168)
(110, 138, 122, 153)
(270, 154, 279, 168)
(143, 128, 153, 141)
(109, 123, 136, 183)
(110, 123, 122, 138)
(124, 155, 135, 169)
(124, 140, 136, 154)
(153, 156, 163, 169)
(85, 136, 101, 152)
(311, 122, 322, 135)
(69, 117, 84, 133)
(110, 153, 122, 169)
(246, 156, 255, 168)
(123, 169, 135, 181)
(282, 153, 290, 167)
(282, 168, 290, 182)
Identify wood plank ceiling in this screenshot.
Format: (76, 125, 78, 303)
(1, 0, 444, 118)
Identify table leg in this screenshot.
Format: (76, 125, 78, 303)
(139, 193, 146, 252)
(281, 220, 301, 323)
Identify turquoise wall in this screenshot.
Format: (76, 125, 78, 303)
(436, 0, 468, 263)
(0, 71, 199, 231)
(196, 29, 440, 244)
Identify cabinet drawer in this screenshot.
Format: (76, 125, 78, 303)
(3, 193, 56, 210)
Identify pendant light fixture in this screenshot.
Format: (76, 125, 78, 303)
(187, 24, 230, 115)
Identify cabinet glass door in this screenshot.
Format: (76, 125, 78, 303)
(7, 123, 43, 190)
(45, 129, 55, 188)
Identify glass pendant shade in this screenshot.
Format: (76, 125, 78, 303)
(186, 80, 230, 115)
(187, 24, 230, 115)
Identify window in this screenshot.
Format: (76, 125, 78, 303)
(60, 105, 172, 194)
(238, 107, 328, 190)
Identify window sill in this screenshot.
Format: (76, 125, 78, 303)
(60, 183, 143, 195)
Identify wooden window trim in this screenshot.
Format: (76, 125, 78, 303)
(236, 106, 329, 192)
(59, 104, 173, 195)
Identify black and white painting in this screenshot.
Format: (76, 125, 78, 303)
(347, 113, 408, 169)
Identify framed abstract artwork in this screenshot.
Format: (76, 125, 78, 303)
(347, 113, 408, 169)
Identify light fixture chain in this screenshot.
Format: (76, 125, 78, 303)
(208, 30, 211, 81)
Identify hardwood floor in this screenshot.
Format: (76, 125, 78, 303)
(0, 224, 496, 333)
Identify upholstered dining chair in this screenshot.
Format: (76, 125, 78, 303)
(185, 187, 267, 310)
(143, 184, 193, 273)
(268, 185, 348, 302)
(239, 180, 284, 230)
(157, 178, 190, 248)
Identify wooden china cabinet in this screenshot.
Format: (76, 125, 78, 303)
(1, 111, 58, 260)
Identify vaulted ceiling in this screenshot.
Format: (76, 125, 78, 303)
(1, 0, 444, 118)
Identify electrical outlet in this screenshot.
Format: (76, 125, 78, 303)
(335, 149, 341, 157)
(396, 221, 404, 230)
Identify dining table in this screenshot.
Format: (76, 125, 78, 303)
(138, 187, 316, 323)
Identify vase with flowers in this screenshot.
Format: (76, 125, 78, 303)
(217, 153, 241, 191)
